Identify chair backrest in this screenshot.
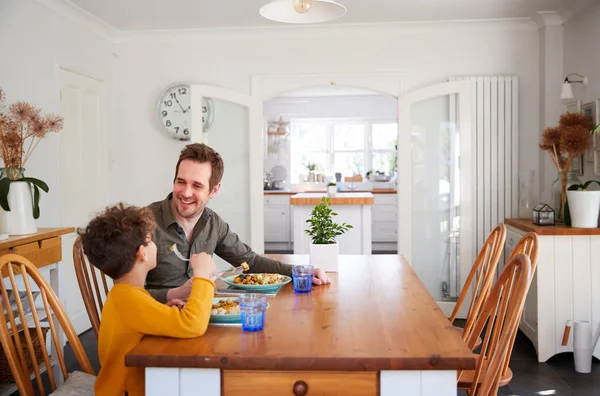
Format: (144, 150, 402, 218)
(0, 254, 94, 395)
(502, 231, 539, 376)
(73, 236, 111, 338)
(461, 253, 532, 396)
(449, 223, 507, 339)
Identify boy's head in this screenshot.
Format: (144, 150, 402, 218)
(79, 203, 157, 279)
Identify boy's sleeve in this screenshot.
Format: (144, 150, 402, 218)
(121, 277, 215, 338)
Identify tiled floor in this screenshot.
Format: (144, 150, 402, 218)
(58, 328, 599, 396)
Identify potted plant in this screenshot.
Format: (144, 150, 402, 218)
(566, 180, 600, 228)
(304, 197, 352, 272)
(327, 182, 337, 197)
(0, 88, 62, 234)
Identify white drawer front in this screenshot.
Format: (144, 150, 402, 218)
(374, 194, 397, 205)
(373, 222, 397, 242)
(264, 195, 290, 205)
(373, 205, 397, 222)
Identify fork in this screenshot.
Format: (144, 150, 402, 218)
(169, 244, 245, 278)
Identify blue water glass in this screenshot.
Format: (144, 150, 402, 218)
(292, 265, 314, 294)
(239, 294, 267, 332)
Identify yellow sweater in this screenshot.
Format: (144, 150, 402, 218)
(95, 277, 215, 396)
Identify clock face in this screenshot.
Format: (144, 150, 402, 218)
(157, 84, 214, 141)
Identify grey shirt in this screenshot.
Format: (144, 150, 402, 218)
(146, 194, 293, 303)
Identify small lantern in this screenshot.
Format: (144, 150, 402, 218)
(533, 203, 555, 226)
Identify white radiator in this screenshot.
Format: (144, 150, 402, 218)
(451, 76, 519, 263)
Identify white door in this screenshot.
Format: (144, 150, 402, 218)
(59, 69, 109, 334)
(190, 85, 263, 269)
(397, 81, 474, 317)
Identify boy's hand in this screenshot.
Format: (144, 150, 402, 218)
(166, 299, 185, 309)
(166, 278, 193, 301)
(190, 252, 217, 280)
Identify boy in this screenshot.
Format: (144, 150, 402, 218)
(79, 203, 216, 396)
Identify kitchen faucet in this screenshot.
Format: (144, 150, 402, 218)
(347, 172, 358, 190)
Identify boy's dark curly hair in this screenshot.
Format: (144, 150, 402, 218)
(78, 203, 156, 279)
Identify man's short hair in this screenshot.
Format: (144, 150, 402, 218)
(79, 203, 156, 279)
(174, 143, 224, 190)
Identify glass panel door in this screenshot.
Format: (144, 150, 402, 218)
(398, 81, 473, 315)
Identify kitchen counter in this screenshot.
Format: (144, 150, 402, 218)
(264, 189, 396, 195)
(290, 192, 374, 205)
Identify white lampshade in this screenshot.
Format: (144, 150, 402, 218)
(260, 0, 346, 24)
(561, 82, 574, 100)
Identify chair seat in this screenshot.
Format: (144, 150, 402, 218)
(457, 361, 513, 389)
(452, 325, 483, 349)
(49, 371, 96, 396)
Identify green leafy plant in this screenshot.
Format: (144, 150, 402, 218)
(327, 182, 336, 187)
(304, 197, 353, 244)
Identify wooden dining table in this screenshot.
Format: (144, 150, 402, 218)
(125, 255, 475, 396)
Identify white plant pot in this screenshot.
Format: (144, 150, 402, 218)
(0, 181, 37, 235)
(567, 191, 600, 228)
(327, 185, 337, 197)
(309, 242, 339, 272)
(573, 320, 593, 373)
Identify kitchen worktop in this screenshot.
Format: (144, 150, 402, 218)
(505, 218, 600, 236)
(265, 189, 396, 195)
(290, 192, 374, 205)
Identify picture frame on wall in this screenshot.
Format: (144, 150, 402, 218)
(594, 98, 600, 149)
(582, 101, 597, 162)
(564, 100, 582, 114)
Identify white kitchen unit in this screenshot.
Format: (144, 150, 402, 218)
(264, 193, 291, 251)
(372, 192, 398, 252)
(505, 218, 600, 362)
(291, 192, 373, 254)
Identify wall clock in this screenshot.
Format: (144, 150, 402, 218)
(156, 83, 214, 141)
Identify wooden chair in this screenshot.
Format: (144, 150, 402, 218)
(0, 254, 95, 395)
(73, 236, 111, 338)
(457, 253, 532, 395)
(449, 224, 507, 342)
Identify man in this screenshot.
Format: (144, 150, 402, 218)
(146, 143, 330, 303)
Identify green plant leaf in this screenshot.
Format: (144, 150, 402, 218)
(20, 177, 49, 193)
(0, 178, 11, 211)
(591, 123, 600, 135)
(32, 184, 40, 219)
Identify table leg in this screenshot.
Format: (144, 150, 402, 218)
(146, 367, 220, 396)
(49, 263, 64, 387)
(380, 370, 456, 396)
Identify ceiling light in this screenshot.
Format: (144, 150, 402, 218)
(293, 0, 312, 13)
(260, 0, 346, 24)
(560, 73, 588, 100)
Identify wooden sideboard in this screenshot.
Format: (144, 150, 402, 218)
(0, 227, 74, 396)
(505, 219, 600, 362)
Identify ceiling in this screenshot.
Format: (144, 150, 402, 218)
(66, 0, 574, 32)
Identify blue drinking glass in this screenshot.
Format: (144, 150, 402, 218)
(292, 265, 314, 294)
(239, 294, 268, 332)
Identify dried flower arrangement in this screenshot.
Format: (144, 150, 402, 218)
(539, 112, 593, 219)
(0, 87, 63, 218)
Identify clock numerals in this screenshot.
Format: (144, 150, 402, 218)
(164, 100, 173, 107)
(166, 120, 172, 127)
(158, 84, 211, 140)
(161, 111, 167, 117)
(178, 87, 187, 95)
(183, 129, 190, 136)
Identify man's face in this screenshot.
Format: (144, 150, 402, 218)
(172, 159, 220, 220)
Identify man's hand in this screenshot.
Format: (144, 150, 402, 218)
(166, 299, 185, 309)
(166, 278, 193, 301)
(190, 252, 217, 280)
(312, 267, 331, 285)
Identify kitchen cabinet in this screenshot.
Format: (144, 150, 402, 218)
(264, 195, 291, 250)
(372, 193, 398, 251)
(504, 219, 600, 362)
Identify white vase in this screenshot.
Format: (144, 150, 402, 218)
(567, 191, 600, 228)
(0, 181, 37, 235)
(327, 185, 337, 197)
(309, 242, 339, 272)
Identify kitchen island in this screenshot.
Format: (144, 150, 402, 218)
(290, 192, 374, 254)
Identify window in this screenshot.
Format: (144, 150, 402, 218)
(290, 119, 397, 183)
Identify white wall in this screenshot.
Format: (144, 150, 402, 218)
(113, 22, 541, 222)
(0, 0, 115, 226)
(564, 1, 600, 181)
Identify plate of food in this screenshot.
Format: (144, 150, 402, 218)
(210, 297, 242, 324)
(223, 273, 292, 292)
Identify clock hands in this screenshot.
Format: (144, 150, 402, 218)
(173, 96, 187, 113)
